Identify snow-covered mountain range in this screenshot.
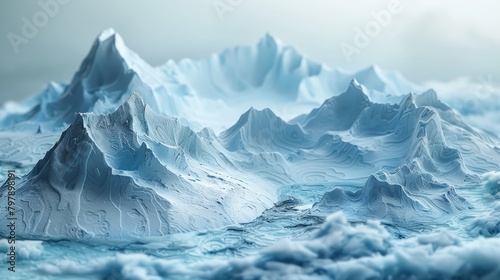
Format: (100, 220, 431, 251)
(0, 28, 421, 133)
(0, 29, 499, 247)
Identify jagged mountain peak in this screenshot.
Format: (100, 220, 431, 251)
(219, 105, 311, 154)
(103, 92, 148, 119)
(343, 79, 370, 98)
(320, 79, 371, 107)
(243, 106, 277, 119)
(373, 162, 428, 187)
(5, 93, 277, 240)
(257, 32, 282, 48)
(78, 92, 147, 128)
(354, 65, 421, 96)
(398, 92, 418, 111)
(415, 89, 451, 111)
(324, 80, 371, 111)
(354, 65, 390, 92)
(97, 28, 118, 41)
(300, 80, 371, 132)
(220, 106, 284, 143)
(92, 28, 132, 62)
(226, 107, 282, 131)
(80, 93, 193, 150)
(0, 30, 425, 133)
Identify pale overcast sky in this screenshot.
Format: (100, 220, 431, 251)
(0, 0, 499, 104)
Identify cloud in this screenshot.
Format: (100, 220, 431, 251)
(39, 253, 207, 280)
(482, 172, 500, 196)
(37, 212, 500, 280)
(209, 212, 500, 280)
(0, 239, 43, 260)
(469, 202, 500, 237)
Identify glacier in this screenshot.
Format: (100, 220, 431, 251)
(0, 29, 500, 279)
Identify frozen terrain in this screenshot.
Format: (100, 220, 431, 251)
(1, 94, 276, 241)
(0, 29, 499, 279)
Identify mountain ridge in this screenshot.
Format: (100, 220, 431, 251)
(0, 29, 422, 133)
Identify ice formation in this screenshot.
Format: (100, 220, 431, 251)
(0, 29, 499, 279)
(0, 29, 421, 134)
(1, 94, 275, 240)
(312, 164, 471, 227)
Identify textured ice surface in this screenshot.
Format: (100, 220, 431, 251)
(0, 94, 276, 241)
(312, 163, 471, 227)
(1, 29, 500, 279)
(221, 80, 499, 186)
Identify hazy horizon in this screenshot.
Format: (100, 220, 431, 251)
(1, 0, 499, 104)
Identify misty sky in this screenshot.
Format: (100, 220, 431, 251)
(1, 0, 499, 104)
